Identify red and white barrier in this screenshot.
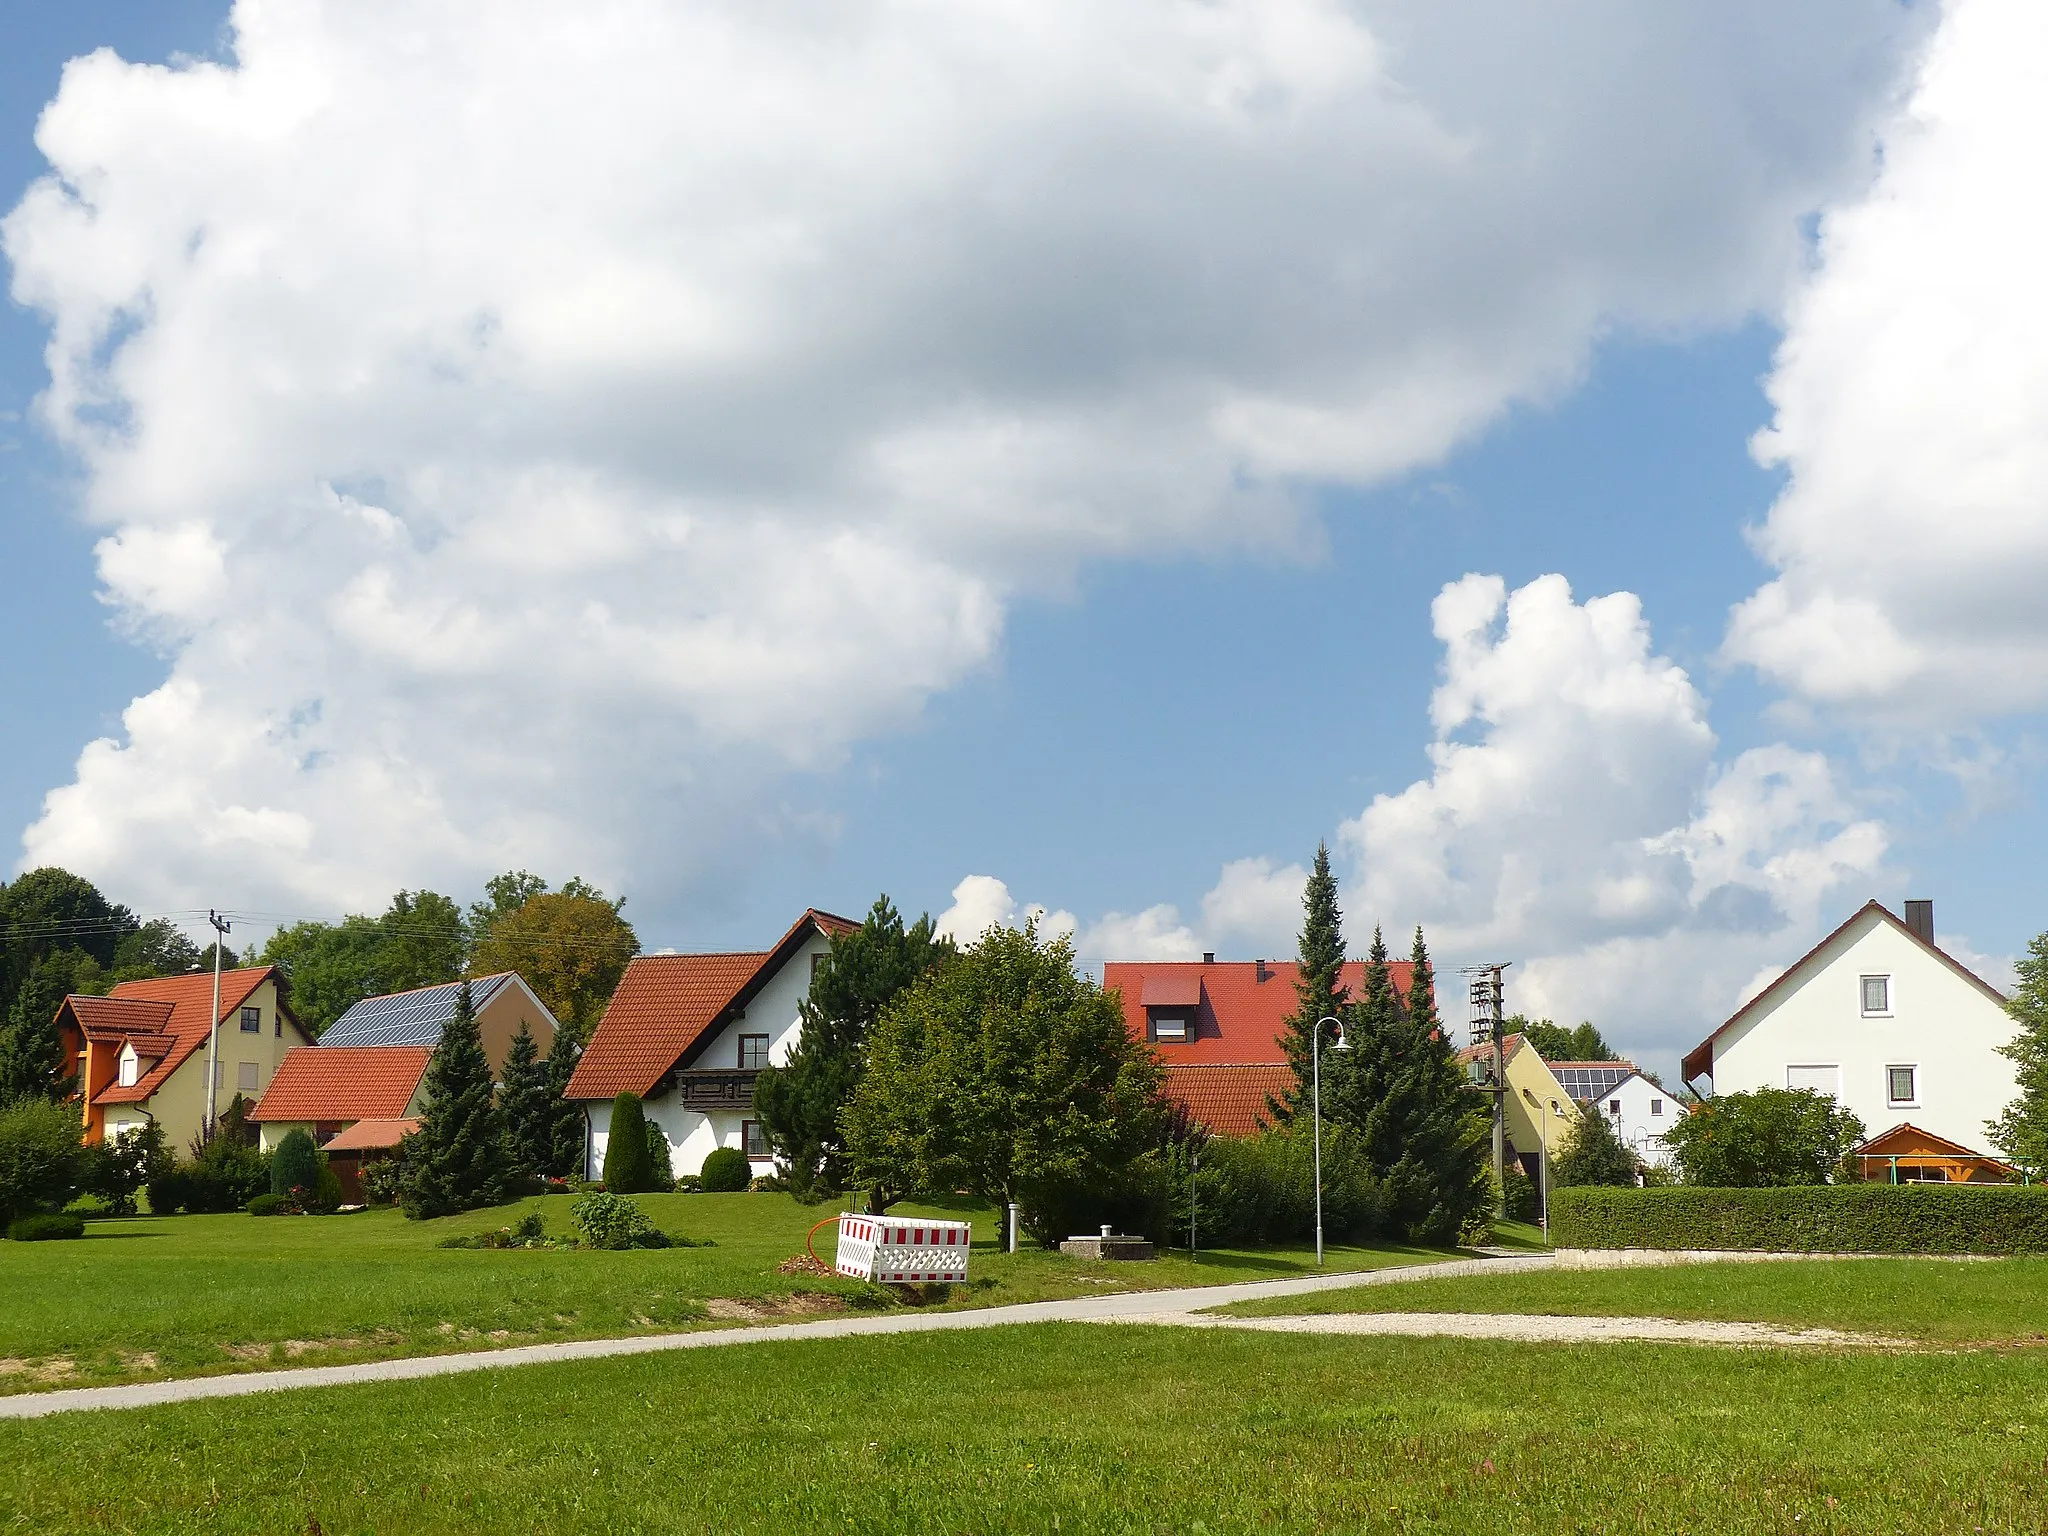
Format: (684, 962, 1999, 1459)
(833, 1213, 972, 1283)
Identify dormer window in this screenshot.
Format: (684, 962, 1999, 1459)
(117, 1048, 139, 1089)
(1150, 1013, 1192, 1043)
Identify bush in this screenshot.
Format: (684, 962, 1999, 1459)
(1171, 1126, 1388, 1250)
(700, 1146, 752, 1192)
(571, 1191, 671, 1249)
(1502, 1165, 1539, 1223)
(360, 1150, 407, 1206)
(150, 1133, 271, 1215)
(1551, 1183, 2048, 1254)
(80, 1123, 170, 1216)
(0, 1097, 84, 1225)
(1553, 1107, 1640, 1188)
(675, 1174, 702, 1193)
(644, 1119, 674, 1191)
(602, 1093, 654, 1194)
(1663, 1088, 1864, 1187)
(270, 1129, 321, 1198)
(310, 1160, 346, 1213)
(247, 1192, 288, 1216)
(8, 1211, 85, 1241)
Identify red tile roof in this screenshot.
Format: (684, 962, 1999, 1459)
(1104, 959, 1412, 1065)
(77, 967, 281, 1106)
(1162, 1063, 1294, 1138)
(322, 1117, 420, 1152)
(249, 1046, 431, 1123)
(567, 909, 858, 1101)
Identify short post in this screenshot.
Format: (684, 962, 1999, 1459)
(1006, 1201, 1020, 1253)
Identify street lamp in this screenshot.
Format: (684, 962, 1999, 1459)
(1312, 1014, 1351, 1267)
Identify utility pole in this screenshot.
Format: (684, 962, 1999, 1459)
(202, 910, 232, 1137)
(1462, 963, 1511, 1215)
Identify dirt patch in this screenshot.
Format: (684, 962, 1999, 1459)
(0, 1358, 75, 1383)
(705, 1293, 850, 1322)
(117, 1351, 159, 1372)
(777, 1253, 837, 1278)
(1140, 1310, 1909, 1350)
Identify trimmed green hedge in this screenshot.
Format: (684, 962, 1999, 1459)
(1552, 1184, 2048, 1255)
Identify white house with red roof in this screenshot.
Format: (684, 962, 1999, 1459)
(567, 909, 858, 1180)
(1682, 900, 2020, 1173)
(55, 967, 315, 1150)
(1102, 955, 1411, 1137)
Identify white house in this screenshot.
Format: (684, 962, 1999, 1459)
(566, 909, 856, 1180)
(1588, 1069, 1682, 1169)
(1681, 900, 2019, 1172)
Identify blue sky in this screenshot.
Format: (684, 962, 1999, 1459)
(4, 2, 2044, 1072)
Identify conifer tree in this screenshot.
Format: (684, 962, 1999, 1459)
(399, 981, 509, 1219)
(1272, 844, 1349, 1122)
(540, 1025, 587, 1178)
(499, 1023, 553, 1181)
(1989, 930, 2048, 1171)
(1327, 925, 1490, 1244)
(602, 1091, 654, 1193)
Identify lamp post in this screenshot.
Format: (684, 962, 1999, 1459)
(1312, 1013, 1350, 1267)
(202, 910, 232, 1138)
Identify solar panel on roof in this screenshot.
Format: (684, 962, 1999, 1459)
(321, 973, 514, 1046)
(1550, 1065, 1632, 1102)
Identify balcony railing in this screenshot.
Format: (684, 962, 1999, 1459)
(668, 1068, 760, 1112)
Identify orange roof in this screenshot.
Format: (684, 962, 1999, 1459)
(1162, 1063, 1294, 1138)
(1850, 1122, 2015, 1170)
(322, 1117, 420, 1152)
(249, 1046, 431, 1122)
(1682, 901, 2009, 1084)
(75, 967, 281, 1106)
(1103, 959, 1412, 1065)
(567, 909, 858, 1101)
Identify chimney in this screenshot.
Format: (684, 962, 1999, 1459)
(1201, 951, 1215, 965)
(1904, 899, 1934, 945)
(1254, 959, 1269, 983)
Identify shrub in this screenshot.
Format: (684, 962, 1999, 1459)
(700, 1146, 751, 1193)
(0, 1097, 84, 1225)
(675, 1174, 702, 1193)
(79, 1123, 170, 1216)
(247, 1192, 288, 1217)
(571, 1191, 671, 1249)
(1173, 1126, 1388, 1250)
(1551, 1183, 2048, 1254)
(1553, 1107, 1640, 1189)
(1502, 1165, 1539, 1223)
(644, 1119, 674, 1191)
(164, 1133, 271, 1214)
(8, 1211, 85, 1241)
(1663, 1087, 1864, 1187)
(146, 1166, 193, 1217)
(360, 1150, 407, 1206)
(602, 1093, 654, 1194)
(310, 1160, 346, 1213)
(270, 1129, 321, 1198)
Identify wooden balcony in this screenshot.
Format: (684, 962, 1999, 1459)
(667, 1068, 760, 1112)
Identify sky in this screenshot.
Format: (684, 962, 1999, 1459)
(3, 0, 2046, 1081)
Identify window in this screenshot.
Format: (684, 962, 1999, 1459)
(237, 1061, 259, 1093)
(274, 1014, 282, 1039)
(1888, 1065, 1918, 1105)
(811, 953, 825, 981)
(738, 1034, 769, 1070)
(1650, 1099, 1664, 1117)
(240, 1005, 261, 1033)
(1860, 975, 1891, 1015)
(742, 1119, 770, 1159)
(214, 1059, 225, 1089)
(1787, 1064, 1838, 1094)
(1150, 1013, 1191, 1043)
(117, 1053, 138, 1089)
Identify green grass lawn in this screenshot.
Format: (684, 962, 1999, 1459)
(5, 1323, 2046, 1533)
(1216, 1255, 2048, 1344)
(0, 1193, 1454, 1394)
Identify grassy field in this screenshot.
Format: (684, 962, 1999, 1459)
(1216, 1255, 2048, 1344)
(0, 1193, 1454, 1393)
(4, 1321, 2045, 1533)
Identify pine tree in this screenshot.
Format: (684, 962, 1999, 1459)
(1271, 844, 1349, 1123)
(1989, 931, 2048, 1171)
(499, 1023, 552, 1181)
(399, 981, 509, 1218)
(1327, 925, 1490, 1244)
(0, 951, 89, 1104)
(541, 1025, 587, 1179)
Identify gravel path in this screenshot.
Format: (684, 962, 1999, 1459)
(0, 1255, 1551, 1421)
(1107, 1309, 1905, 1349)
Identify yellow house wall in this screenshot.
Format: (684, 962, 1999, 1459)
(118, 978, 314, 1149)
(475, 983, 556, 1080)
(1501, 1045, 1580, 1158)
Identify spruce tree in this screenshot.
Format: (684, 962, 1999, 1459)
(1271, 844, 1349, 1122)
(0, 951, 88, 1104)
(1989, 931, 2048, 1171)
(602, 1091, 653, 1193)
(498, 1023, 552, 1181)
(540, 1025, 587, 1179)
(399, 981, 509, 1219)
(1327, 925, 1490, 1244)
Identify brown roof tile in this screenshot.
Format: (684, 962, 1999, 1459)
(1105, 959, 1412, 1064)
(321, 1117, 421, 1152)
(249, 1046, 431, 1122)
(1162, 1063, 1294, 1138)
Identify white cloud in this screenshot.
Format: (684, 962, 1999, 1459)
(1338, 574, 1888, 1063)
(1199, 856, 1309, 957)
(1727, 0, 2048, 724)
(4, 1, 1921, 917)
(934, 875, 1077, 949)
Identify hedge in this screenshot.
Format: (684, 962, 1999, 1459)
(8, 1212, 85, 1242)
(1552, 1183, 2048, 1255)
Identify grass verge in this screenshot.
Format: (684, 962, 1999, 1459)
(0, 1192, 1453, 1393)
(3, 1323, 2045, 1532)
(1212, 1254, 2048, 1344)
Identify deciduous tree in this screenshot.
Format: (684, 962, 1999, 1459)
(469, 884, 639, 1036)
(1663, 1087, 1864, 1187)
(1552, 1103, 1640, 1187)
(1513, 1018, 1621, 1063)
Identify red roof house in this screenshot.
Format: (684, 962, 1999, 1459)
(248, 1046, 433, 1138)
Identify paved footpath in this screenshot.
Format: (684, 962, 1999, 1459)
(0, 1254, 1551, 1421)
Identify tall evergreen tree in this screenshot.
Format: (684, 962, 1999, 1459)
(1327, 925, 1490, 1244)
(541, 1025, 588, 1178)
(1989, 930, 2048, 1171)
(1272, 843, 1349, 1122)
(498, 1023, 553, 1181)
(399, 982, 509, 1218)
(0, 950, 91, 1104)
(754, 895, 951, 1199)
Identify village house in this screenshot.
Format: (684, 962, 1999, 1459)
(55, 966, 314, 1150)
(247, 1046, 432, 1200)
(1682, 899, 2020, 1182)
(567, 909, 857, 1180)
(318, 972, 560, 1077)
(1456, 1038, 1685, 1176)
(1103, 954, 1410, 1136)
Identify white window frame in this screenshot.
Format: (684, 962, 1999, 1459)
(1859, 974, 1892, 1017)
(1150, 1012, 1192, 1043)
(117, 1049, 139, 1089)
(1886, 1063, 1919, 1108)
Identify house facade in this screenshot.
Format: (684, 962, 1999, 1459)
(566, 910, 857, 1180)
(1682, 900, 2019, 1171)
(1590, 1069, 1681, 1169)
(56, 967, 314, 1149)
(318, 972, 559, 1078)
(1103, 955, 1409, 1137)
(247, 1045, 432, 1200)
